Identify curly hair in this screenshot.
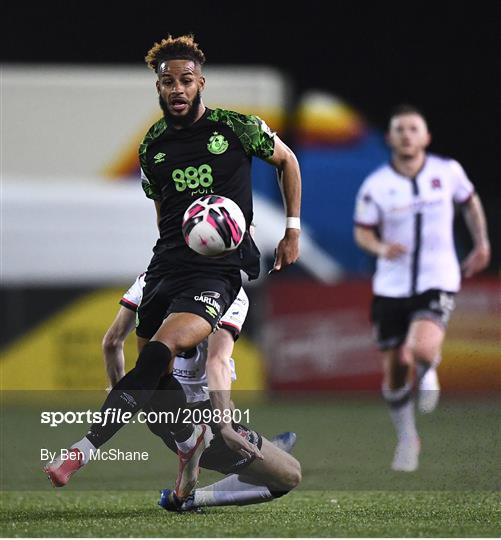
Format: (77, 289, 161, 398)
(145, 34, 206, 72)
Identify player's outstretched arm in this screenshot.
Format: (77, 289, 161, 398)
(207, 329, 263, 460)
(461, 194, 491, 278)
(266, 137, 301, 272)
(102, 306, 136, 390)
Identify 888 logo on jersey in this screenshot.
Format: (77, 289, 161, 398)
(171, 164, 214, 196)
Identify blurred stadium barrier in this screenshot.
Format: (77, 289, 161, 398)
(3, 65, 287, 180)
(0, 287, 265, 392)
(263, 278, 500, 394)
(3, 279, 497, 393)
(440, 279, 500, 391)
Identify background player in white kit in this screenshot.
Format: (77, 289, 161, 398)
(353, 105, 490, 472)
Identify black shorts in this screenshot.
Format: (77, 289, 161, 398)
(161, 401, 263, 475)
(199, 422, 263, 475)
(371, 289, 456, 350)
(137, 273, 241, 339)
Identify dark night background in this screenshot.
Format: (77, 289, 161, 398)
(4, 1, 500, 269)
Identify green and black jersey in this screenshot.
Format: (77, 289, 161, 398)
(139, 107, 275, 278)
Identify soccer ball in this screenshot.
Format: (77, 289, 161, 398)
(182, 195, 246, 257)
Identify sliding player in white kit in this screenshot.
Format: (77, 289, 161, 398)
(354, 105, 491, 471)
(101, 274, 300, 511)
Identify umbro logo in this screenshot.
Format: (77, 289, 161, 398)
(119, 392, 137, 408)
(154, 152, 166, 164)
(206, 305, 218, 318)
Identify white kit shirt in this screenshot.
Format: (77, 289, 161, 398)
(121, 275, 249, 402)
(171, 341, 235, 404)
(354, 154, 474, 297)
(120, 273, 146, 311)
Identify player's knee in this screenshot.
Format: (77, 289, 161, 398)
(152, 337, 194, 359)
(410, 343, 437, 364)
(135, 341, 172, 375)
(289, 460, 302, 489)
(404, 332, 441, 364)
(278, 458, 302, 491)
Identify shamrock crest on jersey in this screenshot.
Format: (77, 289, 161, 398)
(207, 132, 228, 155)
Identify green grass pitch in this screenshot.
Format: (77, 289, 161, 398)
(1, 396, 500, 537)
(2, 490, 500, 537)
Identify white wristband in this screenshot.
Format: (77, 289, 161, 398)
(286, 217, 301, 230)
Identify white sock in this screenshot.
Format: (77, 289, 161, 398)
(382, 383, 418, 441)
(71, 437, 96, 465)
(389, 400, 418, 441)
(175, 426, 199, 454)
(193, 474, 273, 507)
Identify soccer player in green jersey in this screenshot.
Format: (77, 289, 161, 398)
(45, 34, 302, 501)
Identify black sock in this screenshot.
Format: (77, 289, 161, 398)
(415, 360, 431, 385)
(87, 341, 172, 447)
(145, 373, 194, 446)
(382, 381, 413, 409)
